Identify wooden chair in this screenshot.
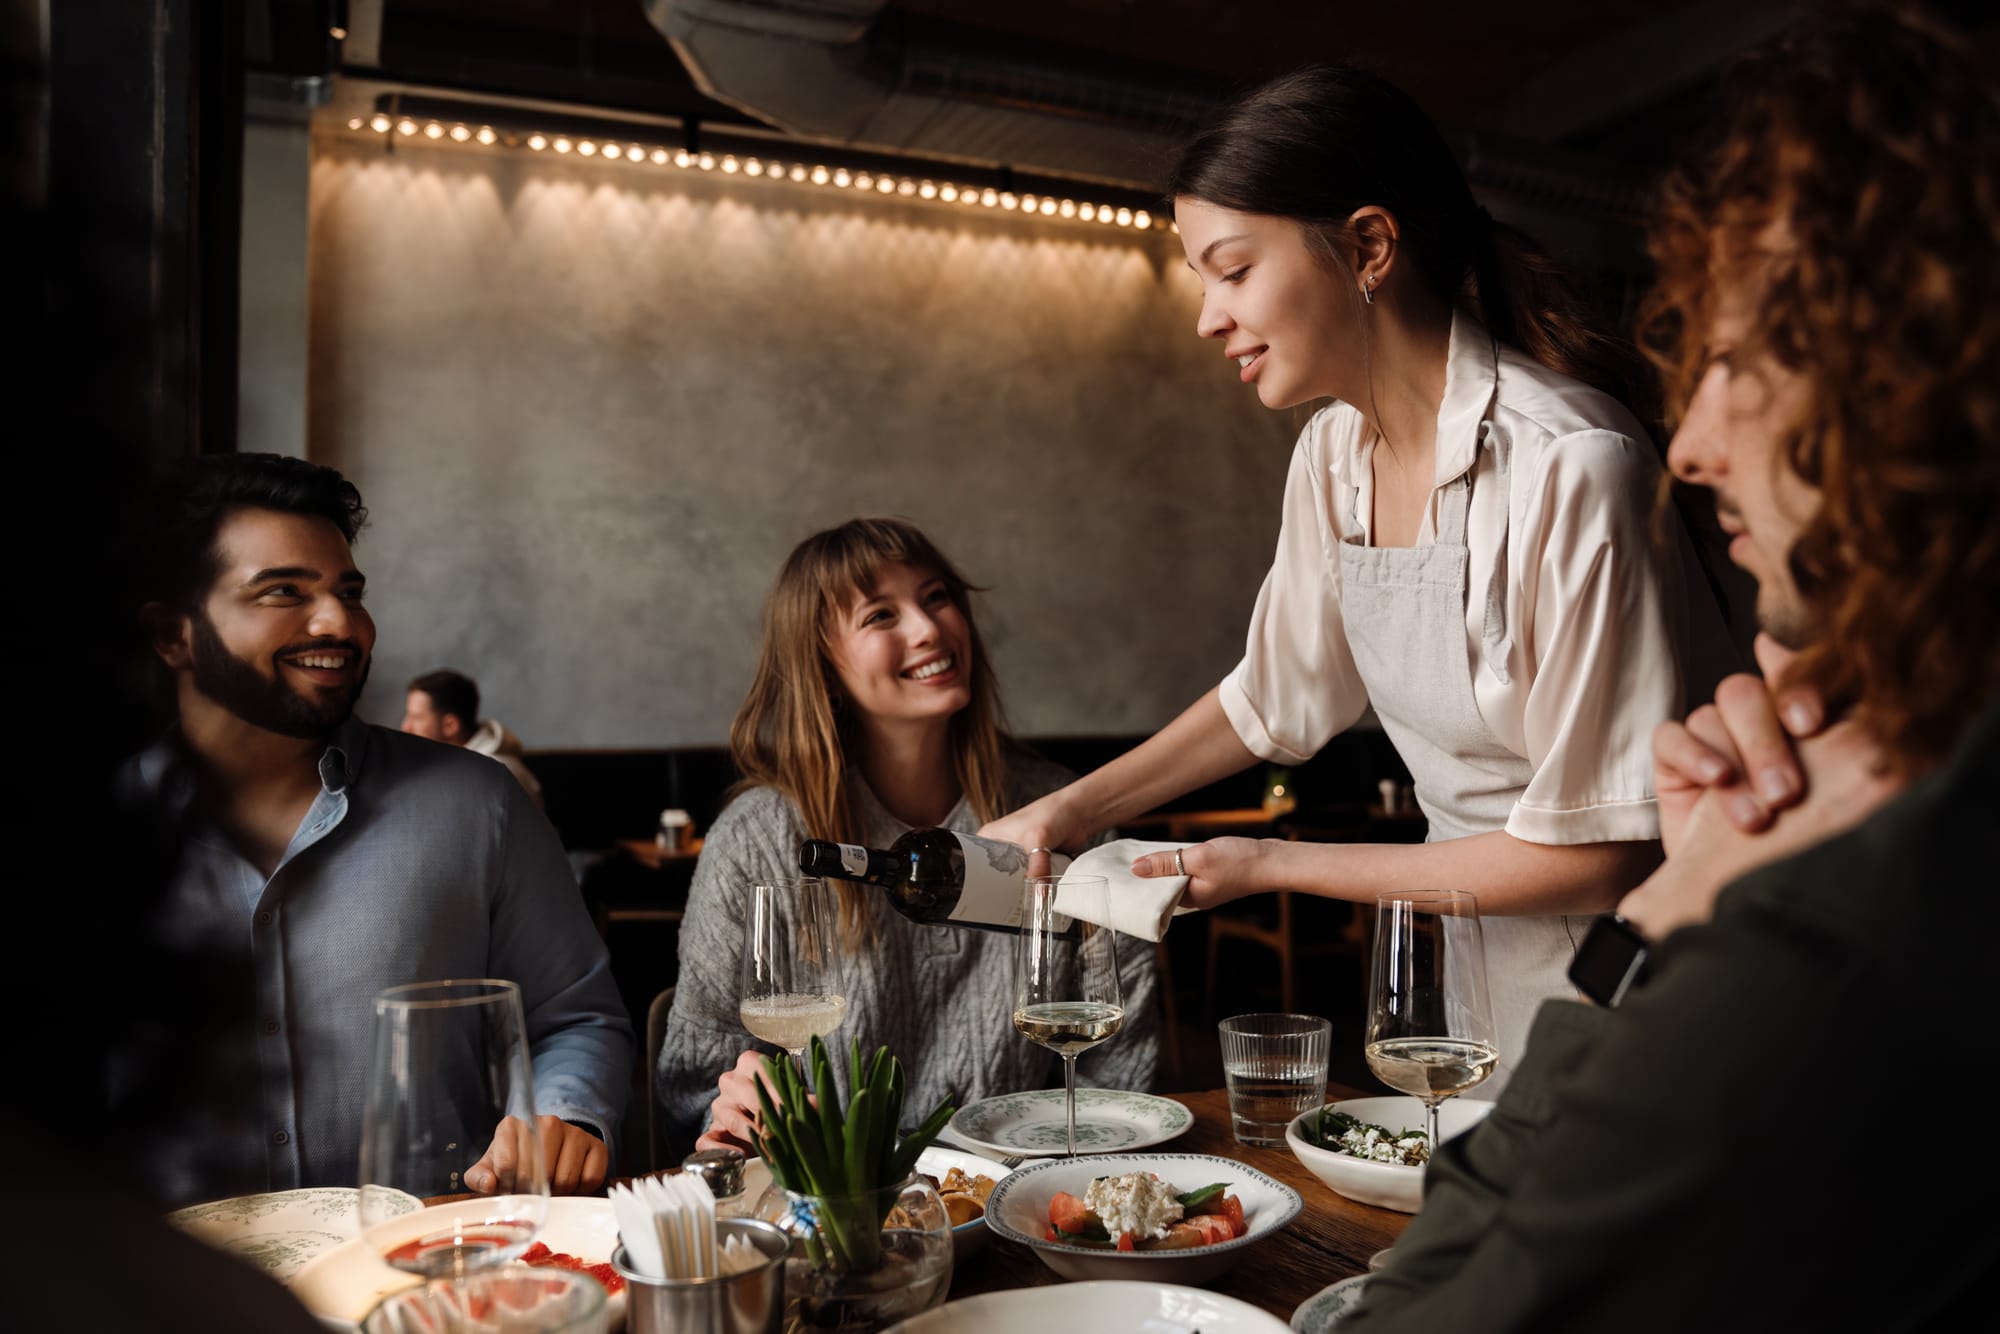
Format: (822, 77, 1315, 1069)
(1201, 810, 1373, 1021)
(644, 985, 677, 1173)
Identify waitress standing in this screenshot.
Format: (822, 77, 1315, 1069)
(983, 66, 1739, 1085)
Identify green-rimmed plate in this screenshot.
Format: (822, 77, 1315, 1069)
(1292, 1274, 1371, 1333)
(167, 1186, 422, 1282)
(946, 1088, 1192, 1157)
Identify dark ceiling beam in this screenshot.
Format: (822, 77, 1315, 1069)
(1477, 0, 1798, 143)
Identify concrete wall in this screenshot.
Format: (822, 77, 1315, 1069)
(305, 131, 1300, 745)
(240, 116, 311, 458)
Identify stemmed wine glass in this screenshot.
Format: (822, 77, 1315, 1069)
(738, 877, 848, 1075)
(1366, 891, 1498, 1153)
(1363, 891, 1495, 1267)
(357, 978, 551, 1278)
(1013, 874, 1123, 1158)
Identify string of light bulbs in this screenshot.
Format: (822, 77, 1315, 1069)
(342, 112, 1176, 235)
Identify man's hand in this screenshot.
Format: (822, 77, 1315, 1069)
(1129, 837, 1275, 909)
(1621, 721, 1904, 940)
(695, 1049, 788, 1155)
(1653, 634, 1826, 857)
(465, 1114, 608, 1197)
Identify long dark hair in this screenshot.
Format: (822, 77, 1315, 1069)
(1167, 66, 1657, 426)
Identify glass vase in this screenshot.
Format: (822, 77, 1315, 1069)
(771, 1173, 951, 1332)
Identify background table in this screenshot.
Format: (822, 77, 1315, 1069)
(942, 1085, 1405, 1318)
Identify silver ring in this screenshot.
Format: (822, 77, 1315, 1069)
(1027, 846, 1052, 856)
(1173, 848, 1187, 877)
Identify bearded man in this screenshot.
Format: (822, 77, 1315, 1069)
(129, 454, 630, 1206)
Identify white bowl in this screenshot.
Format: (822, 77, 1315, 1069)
(914, 1145, 1015, 1262)
(891, 1279, 1293, 1332)
(982, 1152, 1302, 1286)
(1284, 1096, 1494, 1214)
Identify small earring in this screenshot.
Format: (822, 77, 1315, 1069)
(1363, 275, 1377, 307)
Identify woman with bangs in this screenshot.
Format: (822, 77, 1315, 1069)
(983, 65, 1743, 1084)
(659, 517, 1161, 1155)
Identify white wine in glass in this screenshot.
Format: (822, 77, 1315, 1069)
(1013, 875, 1122, 1157)
(739, 878, 847, 1072)
(1365, 891, 1498, 1157)
(357, 978, 550, 1278)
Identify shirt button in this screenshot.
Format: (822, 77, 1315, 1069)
(273, 1129, 290, 1145)
(263, 1018, 281, 1036)
(255, 911, 274, 926)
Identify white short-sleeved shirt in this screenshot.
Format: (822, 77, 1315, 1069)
(1219, 312, 1739, 846)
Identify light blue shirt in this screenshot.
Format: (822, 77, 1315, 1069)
(131, 719, 633, 1206)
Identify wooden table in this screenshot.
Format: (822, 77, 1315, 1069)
(946, 1086, 1406, 1318)
(613, 835, 705, 872)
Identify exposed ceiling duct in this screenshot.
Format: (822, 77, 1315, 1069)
(640, 0, 1655, 248)
(640, 0, 1221, 190)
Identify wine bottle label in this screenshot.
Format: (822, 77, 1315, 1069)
(834, 842, 868, 878)
(946, 833, 1070, 929)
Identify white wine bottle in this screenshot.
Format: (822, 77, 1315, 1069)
(799, 829, 1069, 932)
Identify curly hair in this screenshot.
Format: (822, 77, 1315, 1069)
(145, 453, 369, 614)
(1638, 1, 2000, 769)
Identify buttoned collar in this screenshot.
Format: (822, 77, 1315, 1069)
(133, 713, 374, 808)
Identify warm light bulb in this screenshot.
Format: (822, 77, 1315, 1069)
(697, 152, 715, 170)
(1098, 208, 1115, 225)
(1016, 193, 1033, 212)
(448, 124, 470, 142)
(833, 168, 852, 187)
(1059, 199, 1077, 218)
(627, 146, 645, 162)
(651, 148, 669, 165)
(347, 117, 364, 130)
(528, 133, 548, 151)
(1116, 208, 1133, 226)
(897, 178, 916, 196)
(396, 118, 418, 136)
(1039, 197, 1057, 215)
(672, 149, 691, 168)
(423, 122, 444, 139)
(853, 172, 872, 190)
(553, 137, 572, 153)
(722, 156, 739, 173)
(602, 143, 622, 160)
(1135, 210, 1152, 229)
(981, 188, 999, 207)
(878, 177, 896, 194)
(1170, 221, 1180, 234)
(812, 165, 830, 184)
(578, 140, 598, 157)
(919, 181, 938, 199)
(369, 114, 392, 134)
(1079, 203, 1096, 221)
(476, 126, 497, 146)
(938, 183, 956, 201)
(791, 165, 809, 182)
(746, 159, 764, 176)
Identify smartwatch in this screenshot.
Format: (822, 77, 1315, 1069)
(1568, 913, 1653, 1009)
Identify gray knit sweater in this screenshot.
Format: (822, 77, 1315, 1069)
(655, 751, 1162, 1153)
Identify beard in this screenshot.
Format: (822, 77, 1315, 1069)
(1755, 582, 1816, 651)
(189, 611, 370, 739)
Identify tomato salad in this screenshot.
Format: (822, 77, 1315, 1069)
(1042, 1172, 1248, 1252)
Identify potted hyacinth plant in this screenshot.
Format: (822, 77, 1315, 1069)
(753, 1036, 957, 1330)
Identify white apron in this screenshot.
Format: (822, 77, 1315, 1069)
(1337, 421, 1590, 1095)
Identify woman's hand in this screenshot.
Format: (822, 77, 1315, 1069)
(1129, 837, 1281, 909)
(979, 789, 1091, 874)
(694, 1049, 786, 1155)
(1653, 634, 1826, 856)
(1620, 720, 1903, 940)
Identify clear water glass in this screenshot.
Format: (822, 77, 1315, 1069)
(1218, 1012, 1331, 1147)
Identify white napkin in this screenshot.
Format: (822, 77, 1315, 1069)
(1053, 838, 1197, 942)
(615, 1172, 769, 1280)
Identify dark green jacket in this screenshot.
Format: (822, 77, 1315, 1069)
(1346, 701, 2000, 1332)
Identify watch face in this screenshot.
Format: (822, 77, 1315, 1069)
(1568, 915, 1650, 1008)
